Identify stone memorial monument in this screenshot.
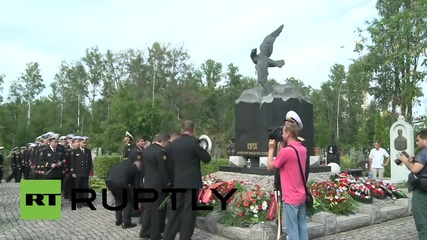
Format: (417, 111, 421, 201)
(219, 24, 330, 175)
(390, 115, 413, 183)
(232, 25, 315, 165)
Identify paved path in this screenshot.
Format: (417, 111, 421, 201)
(0, 182, 231, 240)
(1, 181, 420, 240)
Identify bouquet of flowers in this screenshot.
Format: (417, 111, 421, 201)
(198, 175, 219, 204)
(348, 182, 373, 203)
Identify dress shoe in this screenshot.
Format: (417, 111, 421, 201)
(122, 223, 137, 229)
(115, 221, 122, 226)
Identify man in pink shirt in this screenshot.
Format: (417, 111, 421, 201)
(267, 110, 308, 240)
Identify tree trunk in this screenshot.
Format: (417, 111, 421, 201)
(77, 93, 81, 128)
(27, 101, 31, 128)
(60, 102, 64, 128)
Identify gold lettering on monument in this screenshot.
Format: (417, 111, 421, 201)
(247, 143, 258, 150)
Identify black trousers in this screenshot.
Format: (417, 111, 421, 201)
(23, 166, 30, 179)
(140, 190, 167, 240)
(63, 175, 75, 199)
(75, 177, 89, 200)
(164, 189, 199, 240)
(106, 181, 133, 225)
(0, 167, 3, 182)
(6, 167, 21, 182)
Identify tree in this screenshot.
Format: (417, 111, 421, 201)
(356, 0, 427, 121)
(17, 62, 45, 129)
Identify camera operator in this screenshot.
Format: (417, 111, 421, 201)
(398, 129, 427, 239)
(267, 111, 308, 240)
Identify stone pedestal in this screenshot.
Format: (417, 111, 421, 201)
(229, 156, 246, 167)
(260, 157, 268, 167)
(311, 212, 337, 235)
(390, 115, 413, 183)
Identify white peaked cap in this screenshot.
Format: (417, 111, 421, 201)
(285, 110, 303, 130)
(125, 131, 134, 139)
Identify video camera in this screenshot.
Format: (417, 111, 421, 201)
(268, 126, 284, 142)
(394, 151, 414, 165)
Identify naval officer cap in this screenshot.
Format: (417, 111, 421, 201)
(48, 136, 58, 141)
(0, 147, 3, 150)
(72, 136, 81, 141)
(66, 134, 75, 139)
(285, 110, 303, 130)
(81, 136, 89, 142)
(125, 131, 133, 139)
(59, 136, 67, 140)
(12, 147, 19, 151)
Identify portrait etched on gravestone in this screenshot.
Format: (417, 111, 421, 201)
(250, 24, 285, 95)
(394, 129, 407, 151)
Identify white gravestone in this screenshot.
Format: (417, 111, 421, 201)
(390, 115, 413, 183)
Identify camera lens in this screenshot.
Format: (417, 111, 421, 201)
(394, 159, 402, 165)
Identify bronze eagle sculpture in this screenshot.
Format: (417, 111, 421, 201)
(250, 24, 285, 94)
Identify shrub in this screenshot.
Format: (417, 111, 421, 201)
(201, 158, 229, 176)
(94, 154, 122, 180)
(340, 155, 357, 169)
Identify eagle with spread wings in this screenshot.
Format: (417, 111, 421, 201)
(250, 24, 285, 94)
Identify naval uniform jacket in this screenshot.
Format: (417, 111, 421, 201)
(123, 143, 133, 160)
(70, 148, 93, 178)
(143, 143, 169, 190)
(40, 147, 65, 178)
(166, 134, 211, 189)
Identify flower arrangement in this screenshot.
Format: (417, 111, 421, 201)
(361, 179, 386, 199)
(219, 181, 272, 227)
(348, 182, 373, 203)
(309, 181, 358, 215)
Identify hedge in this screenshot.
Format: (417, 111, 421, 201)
(93, 155, 228, 180)
(94, 154, 122, 180)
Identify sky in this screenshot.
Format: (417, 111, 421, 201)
(0, 0, 425, 116)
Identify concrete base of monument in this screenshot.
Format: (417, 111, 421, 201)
(219, 165, 331, 175)
(195, 194, 413, 240)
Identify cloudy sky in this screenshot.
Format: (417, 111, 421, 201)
(0, 0, 424, 116)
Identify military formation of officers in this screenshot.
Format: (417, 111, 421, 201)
(0, 120, 210, 240)
(106, 120, 211, 240)
(0, 132, 93, 207)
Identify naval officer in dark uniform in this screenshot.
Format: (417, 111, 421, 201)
(163, 120, 211, 240)
(70, 136, 93, 207)
(40, 136, 65, 185)
(105, 160, 141, 229)
(139, 133, 170, 240)
(123, 131, 134, 161)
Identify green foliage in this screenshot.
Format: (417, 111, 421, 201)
(340, 156, 357, 169)
(200, 159, 229, 176)
(89, 176, 106, 191)
(93, 155, 122, 180)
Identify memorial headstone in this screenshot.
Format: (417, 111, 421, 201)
(390, 115, 413, 183)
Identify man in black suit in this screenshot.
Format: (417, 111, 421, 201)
(128, 137, 145, 163)
(39, 137, 66, 185)
(70, 136, 93, 208)
(62, 135, 74, 200)
(105, 160, 141, 229)
(163, 120, 211, 240)
(140, 133, 170, 240)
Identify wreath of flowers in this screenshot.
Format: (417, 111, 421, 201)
(361, 179, 386, 199)
(348, 182, 373, 203)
